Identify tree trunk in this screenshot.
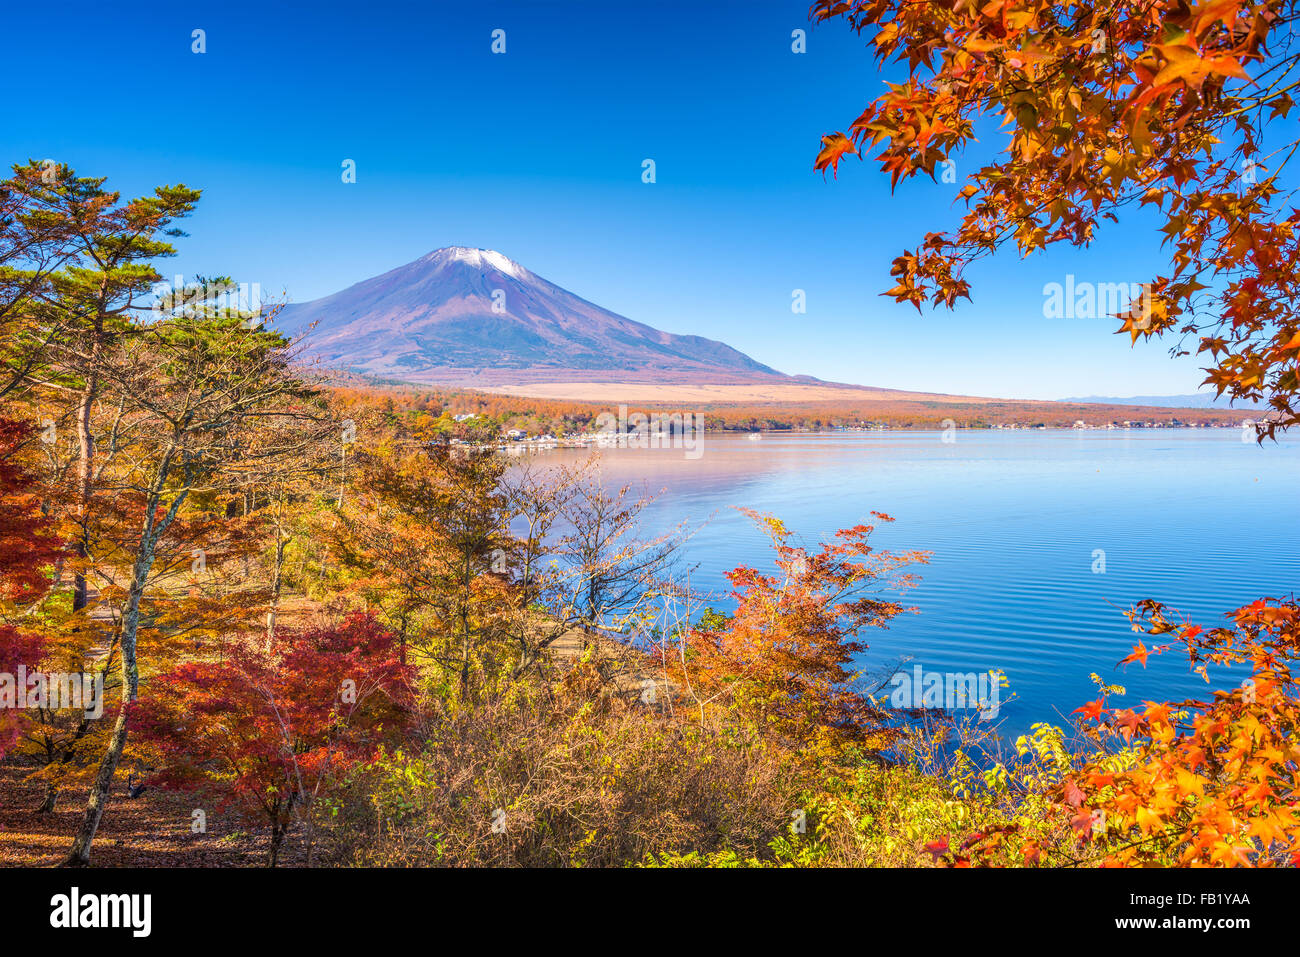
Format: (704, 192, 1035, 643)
(267, 521, 288, 645)
(63, 557, 146, 866)
(71, 370, 97, 613)
(36, 781, 58, 813)
(269, 822, 286, 867)
(62, 701, 128, 865)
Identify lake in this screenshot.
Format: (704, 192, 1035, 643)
(543, 429, 1300, 738)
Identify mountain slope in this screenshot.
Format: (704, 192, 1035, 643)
(276, 247, 787, 386)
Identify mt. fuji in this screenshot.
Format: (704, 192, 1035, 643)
(275, 247, 790, 387)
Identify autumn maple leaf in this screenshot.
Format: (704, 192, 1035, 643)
(1121, 641, 1150, 668)
(1074, 699, 1105, 722)
(814, 132, 859, 179)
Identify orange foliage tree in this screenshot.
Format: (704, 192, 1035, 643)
(674, 509, 928, 756)
(325, 444, 516, 693)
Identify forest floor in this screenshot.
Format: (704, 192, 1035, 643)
(0, 764, 299, 867)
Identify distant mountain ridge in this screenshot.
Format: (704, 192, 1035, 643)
(1059, 393, 1262, 409)
(276, 247, 789, 386)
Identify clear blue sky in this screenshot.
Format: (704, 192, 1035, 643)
(0, 0, 1222, 399)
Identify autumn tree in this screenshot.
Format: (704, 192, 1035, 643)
(130, 613, 413, 866)
(0, 418, 61, 756)
(499, 458, 584, 675)
(551, 465, 687, 643)
(15, 417, 279, 814)
(61, 307, 327, 865)
(0, 396, 122, 811)
(8, 164, 203, 613)
(674, 509, 928, 756)
(326, 443, 516, 697)
(232, 404, 336, 643)
(0, 163, 78, 401)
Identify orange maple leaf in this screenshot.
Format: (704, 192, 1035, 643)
(1074, 699, 1105, 722)
(1121, 641, 1150, 668)
(814, 133, 859, 179)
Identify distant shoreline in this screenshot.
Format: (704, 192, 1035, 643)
(458, 422, 1263, 454)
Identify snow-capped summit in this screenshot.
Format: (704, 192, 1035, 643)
(422, 246, 527, 279)
(277, 247, 786, 387)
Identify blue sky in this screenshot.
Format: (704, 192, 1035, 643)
(0, 0, 1229, 399)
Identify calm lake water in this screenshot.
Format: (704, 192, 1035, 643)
(543, 429, 1300, 738)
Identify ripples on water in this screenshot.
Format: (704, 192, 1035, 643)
(540, 430, 1298, 737)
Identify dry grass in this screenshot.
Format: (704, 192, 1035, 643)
(478, 381, 1000, 404)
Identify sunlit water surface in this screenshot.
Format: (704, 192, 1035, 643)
(534, 430, 1298, 738)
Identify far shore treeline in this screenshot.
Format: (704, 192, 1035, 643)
(333, 379, 1253, 442)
